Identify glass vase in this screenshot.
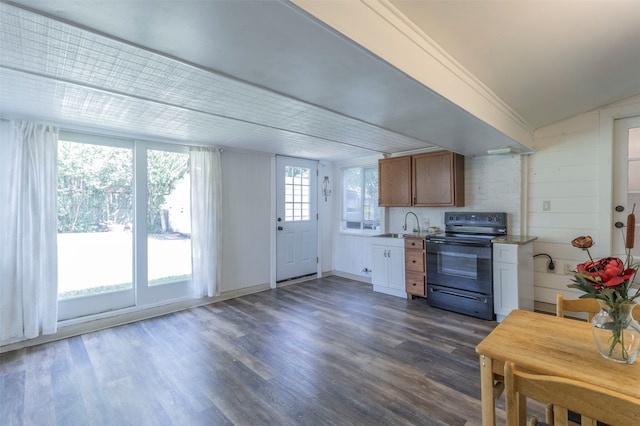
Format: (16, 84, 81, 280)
(592, 301, 640, 364)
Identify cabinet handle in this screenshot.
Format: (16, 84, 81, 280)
(412, 260, 416, 263)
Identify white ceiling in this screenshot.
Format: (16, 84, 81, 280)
(391, 0, 640, 129)
(2, 0, 640, 160)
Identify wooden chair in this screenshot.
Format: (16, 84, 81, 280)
(557, 293, 640, 322)
(504, 360, 640, 426)
(556, 293, 600, 322)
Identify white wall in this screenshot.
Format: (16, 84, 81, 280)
(528, 111, 601, 303)
(318, 160, 334, 275)
(529, 95, 640, 304)
(220, 150, 334, 291)
(220, 150, 272, 291)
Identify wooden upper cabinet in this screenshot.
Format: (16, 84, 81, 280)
(412, 151, 464, 206)
(378, 156, 412, 207)
(378, 151, 464, 207)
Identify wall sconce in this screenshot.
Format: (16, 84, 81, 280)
(322, 176, 332, 201)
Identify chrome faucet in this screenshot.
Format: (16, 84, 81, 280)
(403, 211, 420, 233)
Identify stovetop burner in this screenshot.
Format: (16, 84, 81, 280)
(425, 212, 507, 244)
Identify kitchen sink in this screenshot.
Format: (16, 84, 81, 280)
(374, 233, 405, 238)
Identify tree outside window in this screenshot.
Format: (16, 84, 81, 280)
(342, 166, 380, 231)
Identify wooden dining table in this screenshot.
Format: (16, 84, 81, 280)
(475, 309, 640, 426)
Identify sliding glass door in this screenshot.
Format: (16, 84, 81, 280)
(57, 132, 191, 321)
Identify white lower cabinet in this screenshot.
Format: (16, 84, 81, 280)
(493, 241, 534, 322)
(372, 239, 405, 298)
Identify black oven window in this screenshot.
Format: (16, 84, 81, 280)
(437, 251, 478, 279)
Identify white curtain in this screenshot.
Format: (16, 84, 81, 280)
(189, 147, 222, 298)
(0, 120, 59, 342)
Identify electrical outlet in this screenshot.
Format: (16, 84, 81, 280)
(563, 263, 573, 274)
(543, 200, 551, 211)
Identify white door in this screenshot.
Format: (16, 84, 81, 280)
(613, 116, 640, 259)
(276, 156, 318, 282)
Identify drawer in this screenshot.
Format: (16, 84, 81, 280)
(405, 272, 426, 297)
(404, 238, 424, 250)
(405, 250, 425, 272)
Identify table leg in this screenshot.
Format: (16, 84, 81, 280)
(479, 354, 496, 426)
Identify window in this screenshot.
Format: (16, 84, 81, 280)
(57, 132, 192, 320)
(342, 166, 380, 231)
(627, 128, 640, 255)
(146, 149, 191, 286)
(57, 139, 134, 301)
(284, 165, 311, 221)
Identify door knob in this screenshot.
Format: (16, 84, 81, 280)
(277, 226, 283, 231)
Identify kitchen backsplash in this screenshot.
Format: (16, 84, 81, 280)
(386, 154, 523, 235)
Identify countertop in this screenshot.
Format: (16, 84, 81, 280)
(373, 233, 537, 245)
(491, 235, 537, 245)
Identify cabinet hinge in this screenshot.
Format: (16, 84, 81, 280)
(317, 257, 319, 264)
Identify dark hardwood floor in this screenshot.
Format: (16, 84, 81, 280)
(1, 276, 539, 425)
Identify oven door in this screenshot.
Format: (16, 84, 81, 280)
(425, 240, 492, 294)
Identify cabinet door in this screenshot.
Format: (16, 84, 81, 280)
(378, 156, 411, 206)
(371, 245, 389, 287)
(493, 262, 518, 317)
(412, 151, 464, 206)
(387, 246, 405, 290)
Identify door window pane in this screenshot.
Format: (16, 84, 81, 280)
(284, 166, 310, 221)
(57, 140, 133, 299)
(629, 161, 640, 192)
(629, 128, 640, 158)
(627, 129, 640, 256)
(147, 150, 191, 286)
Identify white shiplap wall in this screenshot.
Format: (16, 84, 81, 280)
(529, 112, 602, 303)
(530, 95, 640, 304)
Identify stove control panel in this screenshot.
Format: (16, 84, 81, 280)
(445, 212, 507, 227)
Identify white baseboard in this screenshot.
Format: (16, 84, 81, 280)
(329, 270, 371, 284)
(1, 282, 271, 353)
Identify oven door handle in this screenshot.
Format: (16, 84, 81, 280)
(426, 240, 491, 248)
(429, 287, 488, 303)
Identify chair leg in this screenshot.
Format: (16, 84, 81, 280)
(545, 404, 554, 424)
(518, 393, 528, 425)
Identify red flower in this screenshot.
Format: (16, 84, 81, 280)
(575, 257, 634, 288)
(571, 235, 594, 249)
